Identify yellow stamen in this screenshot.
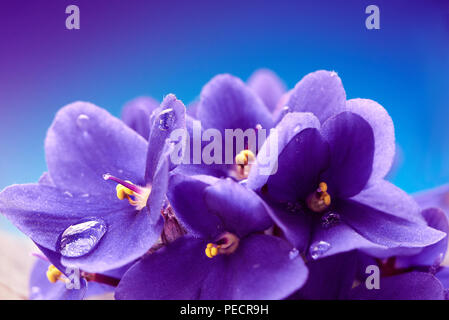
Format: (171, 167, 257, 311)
(46, 265, 64, 284)
(234, 149, 256, 180)
(204, 232, 240, 259)
(235, 150, 255, 166)
(205, 243, 221, 258)
(306, 182, 332, 213)
(116, 182, 134, 200)
(319, 182, 327, 193)
(113, 180, 151, 211)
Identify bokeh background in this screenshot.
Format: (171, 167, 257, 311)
(1, 0, 448, 234)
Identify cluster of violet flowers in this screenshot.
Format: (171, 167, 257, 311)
(1, 69, 449, 300)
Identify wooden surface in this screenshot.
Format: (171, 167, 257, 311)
(0, 232, 35, 300)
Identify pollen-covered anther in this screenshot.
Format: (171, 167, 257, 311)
(205, 232, 240, 259)
(306, 182, 331, 213)
(46, 265, 65, 284)
(234, 149, 256, 180)
(103, 174, 151, 210)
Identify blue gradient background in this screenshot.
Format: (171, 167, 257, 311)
(1, 0, 448, 233)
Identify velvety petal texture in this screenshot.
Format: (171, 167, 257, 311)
(248, 109, 444, 260)
(265, 128, 329, 203)
(287, 70, 346, 123)
(346, 98, 395, 181)
(320, 112, 374, 198)
(291, 251, 358, 300)
(0, 184, 162, 273)
(167, 174, 223, 238)
(121, 96, 159, 139)
(414, 184, 449, 214)
(0, 102, 169, 272)
(29, 259, 87, 300)
(349, 272, 445, 300)
(197, 74, 274, 133)
(168, 174, 272, 239)
(396, 208, 449, 268)
(247, 112, 321, 192)
(247, 69, 286, 112)
(146, 94, 186, 181)
(116, 235, 308, 300)
(45, 102, 147, 196)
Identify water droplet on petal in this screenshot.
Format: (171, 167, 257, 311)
(293, 125, 301, 133)
(158, 108, 176, 130)
(63, 191, 73, 198)
(102, 173, 111, 180)
(309, 241, 331, 260)
(321, 212, 341, 229)
(58, 218, 107, 258)
(76, 114, 90, 131)
(289, 248, 299, 260)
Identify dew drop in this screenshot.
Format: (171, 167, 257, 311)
(321, 212, 341, 229)
(289, 248, 299, 260)
(58, 218, 107, 258)
(158, 108, 176, 130)
(102, 173, 111, 180)
(293, 125, 302, 133)
(76, 114, 90, 131)
(63, 191, 73, 198)
(309, 241, 331, 260)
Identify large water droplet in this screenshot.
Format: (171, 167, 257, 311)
(289, 248, 299, 260)
(58, 218, 107, 258)
(76, 114, 90, 131)
(309, 241, 331, 260)
(321, 212, 340, 229)
(158, 108, 176, 131)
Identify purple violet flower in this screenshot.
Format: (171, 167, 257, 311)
(247, 110, 445, 259)
(177, 74, 275, 180)
(349, 271, 446, 300)
(115, 174, 308, 300)
(0, 95, 186, 273)
(295, 207, 449, 300)
(352, 207, 449, 300)
(414, 184, 449, 216)
(121, 96, 160, 139)
(29, 248, 130, 300)
(247, 69, 287, 113)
